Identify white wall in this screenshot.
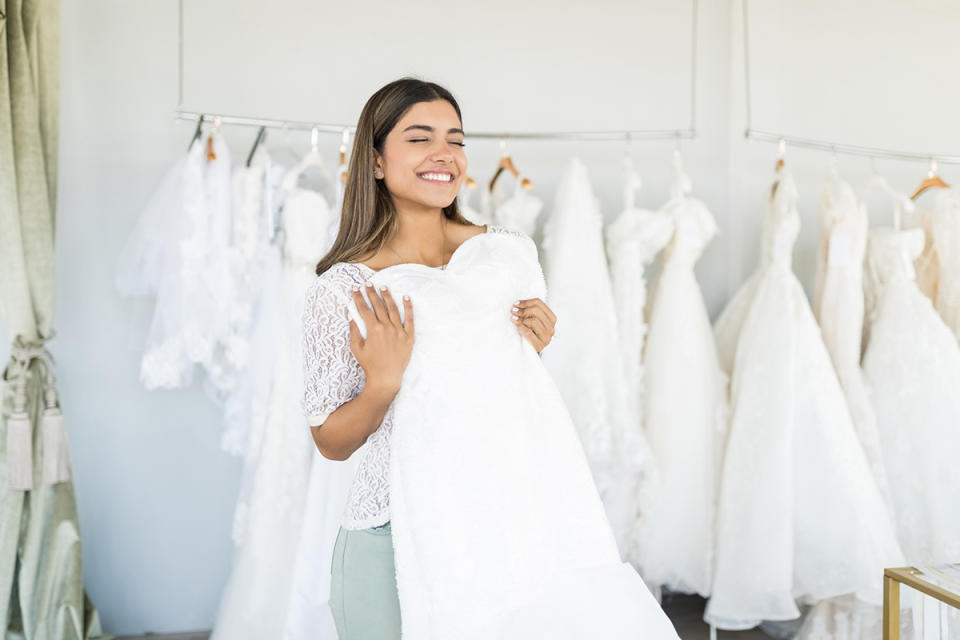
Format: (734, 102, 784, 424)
(46, 0, 959, 635)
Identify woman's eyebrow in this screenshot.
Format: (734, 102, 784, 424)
(402, 124, 465, 135)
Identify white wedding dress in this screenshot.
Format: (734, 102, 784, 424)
(353, 225, 679, 640)
(116, 132, 233, 390)
(605, 159, 673, 430)
(282, 161, 365, 640)
(812, 174, 892, 507)
(210, 177, 340, 640)
(930, 188, 960, 340)
(541, 158, 657, 562)
(639, 160, 727, 597)
(861, 217, 960, 565)
(706, 167, 904, 630)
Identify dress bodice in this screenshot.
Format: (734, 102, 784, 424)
(660, 197, 717, 268)
(282, 188, 336, 267)
(761, 169, 801, 268)
(867, 228, 925, 287)
(493, 175, 543, 237)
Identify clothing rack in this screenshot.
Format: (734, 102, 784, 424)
(741, 0, 960, 165)
(175, 0, 699, 143)
(174, 109, 696, 142)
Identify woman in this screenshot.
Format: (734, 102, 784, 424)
(302, 78, 677, 640)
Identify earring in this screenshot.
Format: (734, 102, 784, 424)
(374, 169, 384, 179)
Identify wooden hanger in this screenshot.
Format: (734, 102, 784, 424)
(489, 139, 532, 192)
(338, 129, 350, 183)
(910, 158, 950, 201)
(771, 138, 786, 198)
(465, 175, 476, 189)
(246, 126, 267, 168)
(206, 117, 221, 162)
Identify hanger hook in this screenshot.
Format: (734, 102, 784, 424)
(340, 128, 350, 152)
(311, 127, 319, 151)
(777, 138, 786, 160)
(499, 138, 508, 157)
(929, 157, 938, 178)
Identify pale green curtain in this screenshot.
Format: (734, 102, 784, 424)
(0, 1, 109, 638)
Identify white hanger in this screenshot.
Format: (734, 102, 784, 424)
(622, 133, 643, 211)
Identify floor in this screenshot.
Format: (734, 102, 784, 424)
(117, 594, 773, 640)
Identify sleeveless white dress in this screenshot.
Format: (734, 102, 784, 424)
(604, 169, 673, 569)
(706, 167, 903, 630)
(639, 166, 728, 597)
(540, 158, 657, 561)
(210, 179, 339, 640)
(352, 225, 679, 640)
(861, 222, 960, 565)
(930, 188, 960, 340)
(812, 176, 891, 508)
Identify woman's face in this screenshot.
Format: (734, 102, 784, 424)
(375, 99, 467, 212)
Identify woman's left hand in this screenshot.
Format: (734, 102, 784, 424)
(511, 298, 556, 355)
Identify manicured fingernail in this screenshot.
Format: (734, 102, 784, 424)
(366, 281, 374, 288)
(352, 286, 360, 292)
(379, 285, 387, 291)
(514, 300, 520, 305)
(403, 295, 410, 300)
(511, 315, 518, 321)
(511, 306, 519, 313)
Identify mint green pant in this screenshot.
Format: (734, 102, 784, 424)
(330, 521, 402, 640)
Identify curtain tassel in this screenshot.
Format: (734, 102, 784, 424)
(41, 406, 72, 484)
(6, 409, 34, 490)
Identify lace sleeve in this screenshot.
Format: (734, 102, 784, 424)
(301, 273, 366, 427)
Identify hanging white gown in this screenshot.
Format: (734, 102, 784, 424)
(639, 164, 727, 597)
(705, 167, 904, 630)
(604, 169, 673, 452)
(930, 188, 960, 340)
(812, 175, 892, 508)
(210, 177, 338, 640)
(603, 165, 673, 570)
(494, 174, 543, 237)
(282, 160, 364, 640)
(861, 221, 960, 565)
(353, 226, 679, 640)
(540, 157, 657, 560)
(116, 132, 233, 390)
(458, 182, 493, 227)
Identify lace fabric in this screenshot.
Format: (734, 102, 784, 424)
(301, 224, 529, 530)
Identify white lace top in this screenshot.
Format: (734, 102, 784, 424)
(301, 224, 527, 529)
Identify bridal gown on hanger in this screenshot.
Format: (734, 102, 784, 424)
(930, 188, 960, 340)
(494, 173, 543, 237)
(639, 156, 727, 597)
(283, 160, 365, 640)
(603, 162, 673, 538)
(351, 224, 679, 640)
(812, 174, 892, 507)
(210, 170, 340, 640)
(116, 131, 233, 390)
(706, 166, 903, 630)
(861, 203, 960, 566)
(604, 171, 673, 424)
(458, 181, 493, 227)
(541, 158, 656, 562)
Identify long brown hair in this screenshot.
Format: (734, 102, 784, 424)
(315, 78, 471, 276)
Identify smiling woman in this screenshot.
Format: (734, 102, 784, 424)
(299, 78, 671, 640)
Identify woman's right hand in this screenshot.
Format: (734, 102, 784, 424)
(348, 282, 415, 395)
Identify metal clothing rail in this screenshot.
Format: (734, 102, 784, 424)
(175, 0, 699, 143)
(173, 109, 696, 141)
(741, 0, 960, 165)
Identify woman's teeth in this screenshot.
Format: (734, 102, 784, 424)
(419, 172, 453, 183)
